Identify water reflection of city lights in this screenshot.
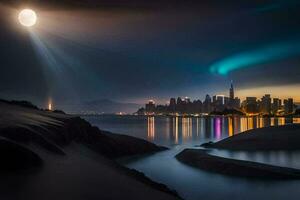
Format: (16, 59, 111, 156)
(182, 117, 193, 140)
(294, 118, 300, 124)
(271, 118, 275, 126)
(196, 118, 199, 136)
(146, 116, 299, 144)
(278, 117, 285, 125)
(214, 117, 222, 139)
(175, 117, 179, 144)
(147, 117, 155, 140)
(228, 117, 233, 136)
(247, 117, 254, 130)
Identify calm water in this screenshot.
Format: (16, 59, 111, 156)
(84, 115, 300, 200)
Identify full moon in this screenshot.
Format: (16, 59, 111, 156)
(18, 9, 37, 27)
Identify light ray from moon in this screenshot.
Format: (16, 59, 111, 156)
(29, 32, 84, 105)
(27, 30, 101, 103)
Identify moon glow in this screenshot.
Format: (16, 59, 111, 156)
(18, 9, 37, 27)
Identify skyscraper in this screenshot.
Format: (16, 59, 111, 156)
(245, 97, 258, 113)
(229, 80, 234, 100)
(169, 98, 176, 112)
(203, 94, 212, 113)
(261, 94, 271, 114)
(228, 81, 240, 109)
(145, 100, 156, 113)
(272, 98, 281, 114)
(284, 98, 294, 114)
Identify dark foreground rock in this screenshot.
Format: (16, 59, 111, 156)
(0, 101, 180, 200)
(0, 138, 42, 171)
(200, 124, 300, 151)
(0, 101, 166, 158)
(176, 149, 300, 179)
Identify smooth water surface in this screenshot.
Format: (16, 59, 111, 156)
(84, 115, 300, 200)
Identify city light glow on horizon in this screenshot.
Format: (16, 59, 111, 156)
(143, 83, 300, 105)
(235, 84, 300, 102)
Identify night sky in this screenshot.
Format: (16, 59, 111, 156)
(0, 0, 300, 107)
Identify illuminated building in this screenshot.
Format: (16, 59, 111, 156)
(176, 97, 183, 105)
(145, 100, 156, 114)
(224, 97, 230, 106)
(233, 97, 241, 109)
(260, 94, 271, 114)
(202, 94, 212, 113)
(229, 80, 234, 99)
(169, 98, 176, 112)
(272, 98, 281, 114)
(245, 97, 258, 113)
(228, 81, 240, 109)
(284, 98, 294, 114)
(212, 95, 225, 112)
(184, 97, 191, 103)
(216, 95, 225, 104)
(176, 97, 185, 113)
(193, 99, 202, 113)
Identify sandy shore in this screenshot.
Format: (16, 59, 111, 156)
(0, 101, 180, 200)
(176, 149, 300, 179)
(201, 124, 300, 151)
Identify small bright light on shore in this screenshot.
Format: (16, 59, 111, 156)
(48, 102, 52, 111)
(18, 9, 37, 27)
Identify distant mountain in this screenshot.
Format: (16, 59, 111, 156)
(61, 99, 142, 114)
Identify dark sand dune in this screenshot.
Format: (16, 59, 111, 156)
(0, 101, 180, 200)
(0, 138, 42, 171)
(176, 149, 300, 179)
(201, 124, 300, 151)
(0, 101, 165, 158)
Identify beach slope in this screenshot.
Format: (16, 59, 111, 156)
(0, 100, 180, 200)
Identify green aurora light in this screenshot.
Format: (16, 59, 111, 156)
(210, 41, 300, 75)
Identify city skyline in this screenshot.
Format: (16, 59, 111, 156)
(141, 81, 296, 115)
(140, 82, 299, 105)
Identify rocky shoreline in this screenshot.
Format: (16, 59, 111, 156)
(177, 124, 300, 179)
(176, 149, 300, 179)
(0, 101, 180, 200)
(200, 124, 300, 151)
